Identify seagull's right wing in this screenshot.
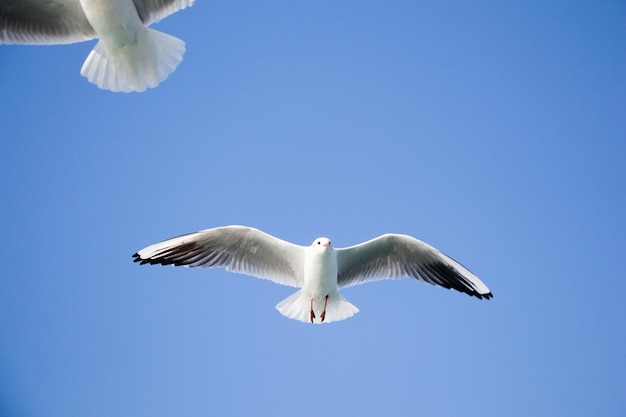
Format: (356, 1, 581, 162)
(0, 0, 95, 45)
(133, 226, 306, 288)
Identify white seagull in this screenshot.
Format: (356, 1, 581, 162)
(133, 225, 493, 324)
(0, 0, 194, 92)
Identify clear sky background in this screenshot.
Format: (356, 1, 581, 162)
(1, 1, 624, 416)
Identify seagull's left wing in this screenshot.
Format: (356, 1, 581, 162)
(336, 234, 492, 299)
(132, 0, 194, 25)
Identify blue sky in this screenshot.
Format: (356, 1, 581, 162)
(1, 1, 624, 416)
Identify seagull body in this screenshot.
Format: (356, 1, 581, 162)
(133, 225, 493, 324)
(0, 0, 194, 92)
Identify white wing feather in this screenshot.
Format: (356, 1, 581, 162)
(132, 0, 194, 25)
(336, 234, 492, 299)
(133, 226, 306, 288)
(0, 0, 95, 45)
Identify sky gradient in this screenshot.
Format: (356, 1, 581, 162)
(1, 1, 625, 416)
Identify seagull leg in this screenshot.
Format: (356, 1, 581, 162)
(320, 295, 329, 322)
(310, 298, 316, 323)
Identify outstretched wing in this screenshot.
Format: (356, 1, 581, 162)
(132, 0, 194, 25)
(0, 0, 95, 44)
(336, 234, 492, 299)
(133, 225, 306, 288)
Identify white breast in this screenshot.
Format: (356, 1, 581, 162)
(303, 250, 338, 300)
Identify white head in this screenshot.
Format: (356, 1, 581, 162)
(311, 237, 332, 253)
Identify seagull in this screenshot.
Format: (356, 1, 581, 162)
(133, 225, 493, 324)
(0, 0, 194, 92)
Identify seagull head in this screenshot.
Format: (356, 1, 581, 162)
(311, 237, 332, 252)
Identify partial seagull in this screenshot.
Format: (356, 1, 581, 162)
(0, 0, 194, 92)
(133, 225, 493, 324)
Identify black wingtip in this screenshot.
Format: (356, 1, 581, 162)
(132, 252, 180, 267)
(480, 292, 493, 300)
(132, 253, 152, 265)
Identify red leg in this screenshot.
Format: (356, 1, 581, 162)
(320, 295, 329, 322)
(310, 298, 316, 323)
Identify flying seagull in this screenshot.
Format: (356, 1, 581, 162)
(133, 225, 493, 324)
(0, 0, 194, 92)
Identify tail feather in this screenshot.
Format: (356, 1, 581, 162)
(275, 290, 359, 324)
(80, 28, 185, 92)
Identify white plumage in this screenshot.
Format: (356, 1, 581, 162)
(0, 0, 194, 92)
(133, 225, 493, 324)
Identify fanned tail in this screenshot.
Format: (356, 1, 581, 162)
(275, 290, 359, 324)
(80, 28, 185, 92)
